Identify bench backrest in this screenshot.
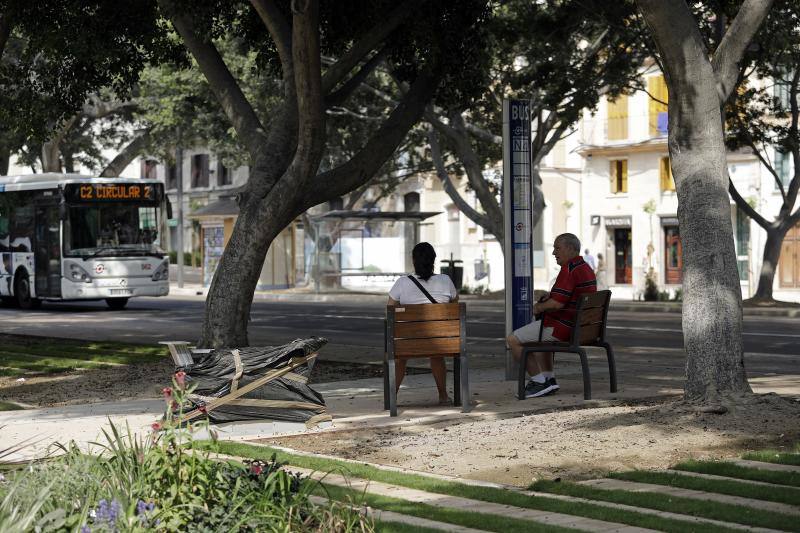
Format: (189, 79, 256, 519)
(386, 302, 466, 358)
(568, 290, 611, 346)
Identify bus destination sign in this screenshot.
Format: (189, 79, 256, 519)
(65, 183, 161, 203)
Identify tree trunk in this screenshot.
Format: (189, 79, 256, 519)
(199, 171, 299, 347)
(636, 0, 766, 401)
(41, 140, 62, 173)
(0, 145, 9, 175)
(101, 131, 151, 177)
(752, 225, 788, 301)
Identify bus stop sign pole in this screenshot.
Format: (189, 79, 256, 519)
(503, 99, 534, 380)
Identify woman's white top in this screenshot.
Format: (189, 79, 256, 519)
(389, 273, 457, 304)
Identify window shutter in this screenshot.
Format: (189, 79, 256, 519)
(610, 161, 618, 193)
(648, 75, 669, 137)
(620, 159, 628, 193)
(607, 95, 628, 140)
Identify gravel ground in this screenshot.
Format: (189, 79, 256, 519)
(265, 394, 800, 486)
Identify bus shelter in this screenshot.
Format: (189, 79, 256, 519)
(308, 210, 440, 293)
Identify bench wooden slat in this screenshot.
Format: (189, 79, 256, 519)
(392, 303, 460, 322)
(579, 307, 604, 325)
(394, 319, 460, 340)
(579, 323, 603, 344)
(394, 336, 461, 357)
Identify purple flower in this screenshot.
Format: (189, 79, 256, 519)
(80, 526, 91, 533)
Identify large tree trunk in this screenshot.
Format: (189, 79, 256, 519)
(101, 131, 151, 177)
(41, 140, 62, 173)
(0, 144, 9, 175)
(752, 225, 788, 301)
(199, 170, 299, 347)
(637, 0, 772, 401)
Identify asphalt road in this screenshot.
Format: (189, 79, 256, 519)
(1, 296, 798, 380)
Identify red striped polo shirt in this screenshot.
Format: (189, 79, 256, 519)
(543, 256, 597, 340)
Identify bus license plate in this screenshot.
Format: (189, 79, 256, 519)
(109, 289, 133, 296)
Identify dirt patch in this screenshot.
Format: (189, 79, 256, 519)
(0, 360, 426, 408)
(264, 395, 800, 487)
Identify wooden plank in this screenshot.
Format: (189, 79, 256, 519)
(579, 324, 602, 344)
(394, 337, 461, 357)
(394, 320, 460, 339)
(390, 303, 460, 322)
(579, 307, 604, 326)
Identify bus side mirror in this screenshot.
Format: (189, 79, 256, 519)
(166, 198, 173, 219)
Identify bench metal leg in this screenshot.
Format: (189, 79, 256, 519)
(387, 356, 398, 417)
(453, 357, 461, 406)
(518, 348, 531, 400)
(599, 341, 618, 393)
(383, 358, 390, 410)
(577, 348, 592, 400)
(459, 353, 470, 413)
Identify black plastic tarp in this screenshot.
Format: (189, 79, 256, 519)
(176, 336, 330, 426)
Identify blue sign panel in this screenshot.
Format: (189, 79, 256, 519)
(503, 99, 534, 377)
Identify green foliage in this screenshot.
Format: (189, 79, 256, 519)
(0, 0, 180, 143)
(644, 269, 659, 301)
(0, 377, 370, 531)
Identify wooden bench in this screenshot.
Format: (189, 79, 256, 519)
(384, 302, 469, 417)
(518, 290, 617, 400)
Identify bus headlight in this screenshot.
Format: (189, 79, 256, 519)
(151, 260, 169, 281)
(67, 262, 92, 283)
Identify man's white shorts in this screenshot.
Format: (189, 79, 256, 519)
(511, 320, 558, 344)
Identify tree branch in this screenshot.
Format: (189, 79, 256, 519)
(0, 10, 12, 59)
(308, 63, 441, 205)
(712, 0, 774, 102)
(161, 1, 267, 156)
(428, 128, 491, 229)
(320, 0, 421, 95)
(100, 130, 152, 177)
(728, 176, 771, 229)
(286, 0, 324, 181)
(249, 0, 294, 90)
(325, 48, 386, 107)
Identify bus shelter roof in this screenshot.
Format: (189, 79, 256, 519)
(309, 210, 440, 222)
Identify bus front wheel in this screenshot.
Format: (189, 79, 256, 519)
(14, 273, 41, 310)
(105, 297, 129, 310)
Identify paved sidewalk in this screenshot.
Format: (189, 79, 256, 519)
(168, 282, 800, 316)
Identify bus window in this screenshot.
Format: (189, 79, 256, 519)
(65, 203, 162, 257)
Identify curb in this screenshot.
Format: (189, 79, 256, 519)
(168, 286, 800, 316)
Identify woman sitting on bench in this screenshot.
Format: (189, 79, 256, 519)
(387, 242, 458, 405)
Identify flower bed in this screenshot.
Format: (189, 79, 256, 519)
(0, 373, 371, 532)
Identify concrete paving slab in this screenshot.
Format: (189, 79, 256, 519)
(578, 478, 800, 517)
(732, 460, 800, 473)
(662, 469, 798, 489)
(309, 495, 490, 532)
(290, 466, 656, 533)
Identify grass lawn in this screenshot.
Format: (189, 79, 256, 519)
(674, 459, 800, 487)
(213, 441, 732, 533)
(530, 479, 799, 532)
(317, 483, 577, 533)
(609, 470, 800, 506)
(0, 400, 25, 411)
(743, 448, 800, 466)
(0, 335, 165, 377)
(373, 522, 457, 533)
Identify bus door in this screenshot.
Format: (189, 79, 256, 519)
(34, 202, 62, 297)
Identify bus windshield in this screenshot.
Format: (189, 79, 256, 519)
(65, 203, 163, 257)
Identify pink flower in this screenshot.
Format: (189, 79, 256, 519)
(171, 400, 179, 410)
(198, 405, 207, 413)
(151, 422, 162, 432)
(250, 464, 263, 475)
(162, 387, 173, 401)
(174, 371, 187, 389)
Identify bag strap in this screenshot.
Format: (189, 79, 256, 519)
(407, 275, 437, 304)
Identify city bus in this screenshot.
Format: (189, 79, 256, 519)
(0, 173, 170, 309)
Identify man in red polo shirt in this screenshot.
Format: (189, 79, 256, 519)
(507, 233, 597, 398)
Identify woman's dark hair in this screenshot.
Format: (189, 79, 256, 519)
(412, 242, 436, 281)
